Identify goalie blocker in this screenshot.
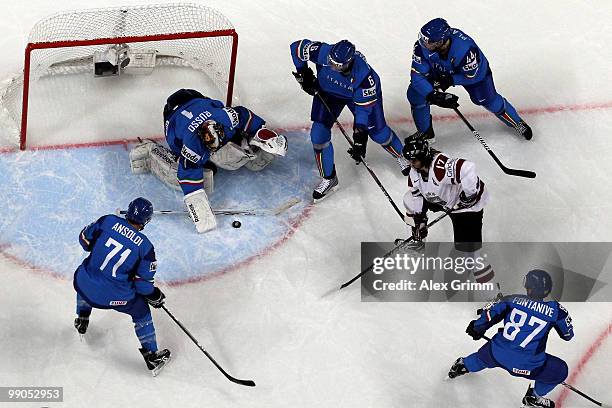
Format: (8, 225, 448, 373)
(129, 89, 288, 233)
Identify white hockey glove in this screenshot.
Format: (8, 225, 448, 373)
(183, 189, 216, 233)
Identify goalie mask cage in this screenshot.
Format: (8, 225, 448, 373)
(0, 3, 238, 150)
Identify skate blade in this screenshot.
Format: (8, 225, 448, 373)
(313, 185, 339, 204)
(151, 356, 171, 377)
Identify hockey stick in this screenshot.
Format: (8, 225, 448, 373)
(338, 210, 452, 290)
(161, 305, 256, 387)
(453, 108, 536, 179)
(315, 91, 405, 221)
(116, 197, 300, 217)
(480, 335, 608, 407)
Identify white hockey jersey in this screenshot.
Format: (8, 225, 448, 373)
(403, 152, 489, 215)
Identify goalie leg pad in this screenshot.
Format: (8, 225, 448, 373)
(129, 140, 157, 174)
(149, 144, 181, 191)
(249, 127, 288, 157)
(183, 189, 217, 233)
(203, 168, 214, 195)
(245, 149, 275, 171)
(209, 141, 255, 170)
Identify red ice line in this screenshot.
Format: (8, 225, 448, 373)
(556, 321, 612, 407)
(0, 100, 611, 153)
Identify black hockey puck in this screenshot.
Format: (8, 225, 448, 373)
(232, 220, 242, 228)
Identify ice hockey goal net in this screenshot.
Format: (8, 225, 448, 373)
(0, 3, 238, 150)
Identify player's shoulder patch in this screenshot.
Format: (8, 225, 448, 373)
(222, 107, 240, 128)
(412, 41, 424, 63)
(432, 153, 449, 182)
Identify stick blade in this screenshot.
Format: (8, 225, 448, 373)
(230, 378, 256, 387)
(272, 197, 301, 215)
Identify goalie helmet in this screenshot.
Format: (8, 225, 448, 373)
(126, 197, 153, 227)
(197, 120, 225, 151)
(524, 269, 553, 299)
(328, 40, 356, 74)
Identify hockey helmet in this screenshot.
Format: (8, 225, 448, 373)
(126, 197, 154, 226)
(402, 136, 431, 162)
(197, 120, 225, 151)
(328, 40, 356, 73)
(419, 18, 451, 51)
(523, 269, 553, 299)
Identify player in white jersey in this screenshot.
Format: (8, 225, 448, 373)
(402, 136, 495, 286)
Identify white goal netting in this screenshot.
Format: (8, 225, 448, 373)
(0, 3, 238, 149)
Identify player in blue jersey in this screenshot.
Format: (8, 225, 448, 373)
(447, 269, 574, 408)
(408, 18, 532, 142)
(73, 197, 171, 375)
(291, 39, 410, 202)
(129, 89, 288, 233)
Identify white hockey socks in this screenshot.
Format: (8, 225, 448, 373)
(183, 189, 216, 233)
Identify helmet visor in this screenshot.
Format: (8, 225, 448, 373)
(328, 54, 352, 73)
(419, 31, 444, 51)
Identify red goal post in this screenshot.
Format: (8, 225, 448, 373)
(1, 4, 238, 150)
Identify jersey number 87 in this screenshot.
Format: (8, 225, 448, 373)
(502, 309, 547, 348)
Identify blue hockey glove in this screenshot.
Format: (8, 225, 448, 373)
(426, 90, 459, 109)
(144, 287, 166, 308)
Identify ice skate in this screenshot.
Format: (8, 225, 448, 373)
(522, 386, 555, 408)
(447, 357, 468, 379)
(140, 348, 172, 377)
(74, 316, 89, 340)
(312, 173, 339, 203)
(407, 126, 435, 144)
(514, 121, 533, 140)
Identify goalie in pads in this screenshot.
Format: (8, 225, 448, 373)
(130, 89, 288, 233)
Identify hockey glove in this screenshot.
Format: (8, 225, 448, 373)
(144, 287, 166, 308)
(465, 320, 484, 341)
(292, 67, 319, 96)
(433, 75, 454, 91)
(348, 127, 368, 162)
(456, 191, 478, 209)
(407, 212, 428, 241)
(426, 90, 459, 109)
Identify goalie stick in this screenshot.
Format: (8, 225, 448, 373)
(116, 197, 300, 217)
(161, 305, 256, 387)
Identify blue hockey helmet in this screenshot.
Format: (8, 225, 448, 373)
(126, 197, 154, 227)
(523, 269, 553, 299)
(328, 40, 356, 73)
(419, 18, 451, 50)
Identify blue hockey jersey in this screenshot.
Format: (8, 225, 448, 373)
(475, 295, 574, 373)
(74, 215, 157, 307)
(290, 39, 381, 127)
(410, 28, 490, 97)
(164, 97, 264, 169)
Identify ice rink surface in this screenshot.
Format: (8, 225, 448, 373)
(1, 1, 611, 407)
